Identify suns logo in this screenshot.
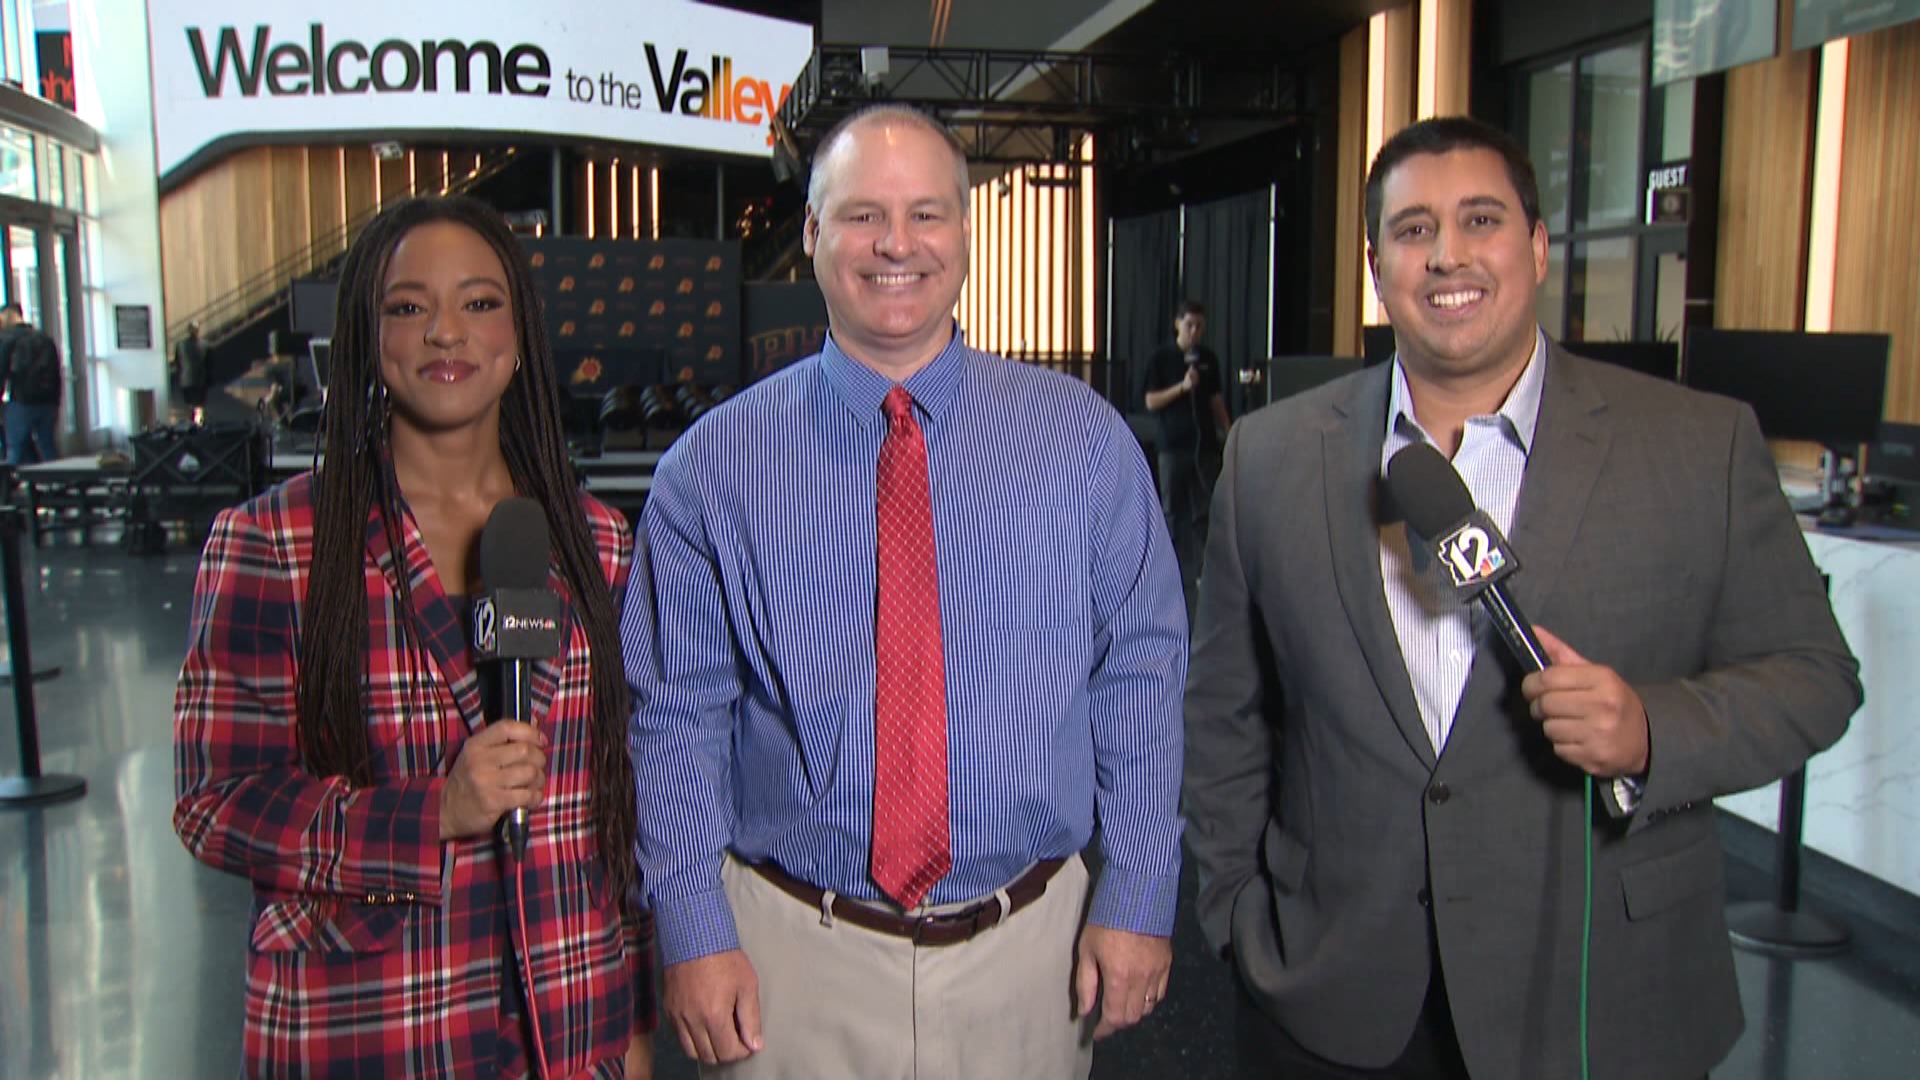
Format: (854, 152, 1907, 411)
(589, 254, 606, 269)
(649, 300, 667, 316)
(705, 345, 724, 361)
(571, 357, 604, 384)
(705, 300, 723, 318)
(704, 255, 723, 272)
(648, 255, 666, 270)
(619, 277, 636, 293)
(558, 276, 576, 292)
(678, 322, 694, 338)
(530, 253, 545, 268)
(618, 322, 637, 337)
(677, 278, 694, 294)
(589, 299, 606, 315)
(559, 320, 577, 336)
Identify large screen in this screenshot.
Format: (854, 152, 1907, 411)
(1683, 329, 1889, 446)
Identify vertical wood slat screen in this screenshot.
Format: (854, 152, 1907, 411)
(956, 136, 1095, 360)
(159, 146, 494, 337)
(1832, 21, 1920, 423)
(1714, 51, 1816, 333)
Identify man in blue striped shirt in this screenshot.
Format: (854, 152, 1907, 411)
(622, 105, 1188, 1078)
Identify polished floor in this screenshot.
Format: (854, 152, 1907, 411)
(1, 534, 1916, 1079)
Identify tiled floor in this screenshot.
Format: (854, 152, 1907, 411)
(1, 535, 1914, 1078)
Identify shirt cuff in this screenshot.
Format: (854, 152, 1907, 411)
(1085, 864, 1180, 938)
(653, 886, 742, 967)
(1612, 774, 1645, 813)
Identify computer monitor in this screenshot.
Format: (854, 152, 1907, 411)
(1682, 329, 1888, 447)
(1268, 356, 1363, 403)
(1566, 340, 1679, 382)
(289, 278, 338, 338)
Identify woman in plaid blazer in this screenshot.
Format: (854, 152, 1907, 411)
(173, 196, 655, 1078)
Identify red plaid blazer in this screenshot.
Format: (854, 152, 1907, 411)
(173, 472, 655, 1078)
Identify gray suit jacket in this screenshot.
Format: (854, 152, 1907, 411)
(1183, 343, 1861, 1080)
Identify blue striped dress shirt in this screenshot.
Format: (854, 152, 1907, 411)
(623, 329, 1189, 966)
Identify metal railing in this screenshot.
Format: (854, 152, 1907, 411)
(167, 148, 525, 349)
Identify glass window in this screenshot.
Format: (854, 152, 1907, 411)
(1527, 62, 1573, 235)
(1652, 79, 1695, 164)
(0, 126, 33, 200)
(9, 224, 39, 323)
(0, 1, 19, 87)
(1576, 43, 1646, 231)
(1653, 248, 1687, 343)
(43, 141, 65, 208)
(1568, 238, 1636, 342)
(1538, 244, 1567, 340)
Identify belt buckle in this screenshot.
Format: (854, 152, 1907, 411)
(912, 903, 986, 945)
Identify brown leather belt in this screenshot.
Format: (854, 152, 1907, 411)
(750, 858, 1067, 947)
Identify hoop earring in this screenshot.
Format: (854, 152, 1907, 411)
(514, 354, 523, 373)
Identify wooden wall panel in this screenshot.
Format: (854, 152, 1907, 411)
(1382, 6, 1417, 139)
(1333, 25, 1369, 358)
(307, 148, 346, 258)
(343, 149, 380, 228)
(269, 147, 313, 278)
(378, 155, 411, 210)
(415, 149, 447, 197)
(1832, 21, 1920, 423)
(161, 141, 516, 339)
(1424, 0, 1472, 118)
(1715, 51, 1815, 332)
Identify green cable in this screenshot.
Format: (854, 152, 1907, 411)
(1581, 776, 1593, 1080)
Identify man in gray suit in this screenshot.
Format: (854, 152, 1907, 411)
(1183, 116, 1862, 1080)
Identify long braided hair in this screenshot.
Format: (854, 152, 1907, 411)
(294, 195, 638, 905)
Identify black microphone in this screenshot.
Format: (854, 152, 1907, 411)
(472, 498, 566, 859)
(1385, 443, 1548, 672)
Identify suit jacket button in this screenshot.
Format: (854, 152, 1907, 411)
(1417, 887, 1432, 907)
(1427, 782, 1451, 805)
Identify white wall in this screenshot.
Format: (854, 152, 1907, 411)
(73, 0, 168, 436)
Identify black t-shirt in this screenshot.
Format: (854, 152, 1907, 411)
(1147, 342, 1222, 454)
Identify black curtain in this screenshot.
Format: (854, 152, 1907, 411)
(1182, 190, 1272, 418)
(1109, 210, 1181, 418)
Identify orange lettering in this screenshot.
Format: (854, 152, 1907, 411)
(735, 78, 765, 126)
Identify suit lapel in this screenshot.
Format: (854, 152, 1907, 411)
(1323, 369, 1437, 770)
(1505, 343, 1611, 620)
(364, 501, 486, 740)
(529, 559, 576, 729)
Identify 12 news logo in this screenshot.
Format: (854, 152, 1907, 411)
(1436, 517, 1510, 590)
(473, 596, 498, 654)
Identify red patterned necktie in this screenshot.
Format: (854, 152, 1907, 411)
(871, 385, 952, 911)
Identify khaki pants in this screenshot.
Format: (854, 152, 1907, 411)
(710, 855, 1095, 1080)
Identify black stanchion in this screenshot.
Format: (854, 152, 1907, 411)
(0, 505, 85, 807)
(1727, 572, 1847, 958)
(1726, 767, 1850, 958)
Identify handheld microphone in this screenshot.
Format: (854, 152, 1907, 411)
(472, 498, 566, 859)
(1385, 443, 1547, 673)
